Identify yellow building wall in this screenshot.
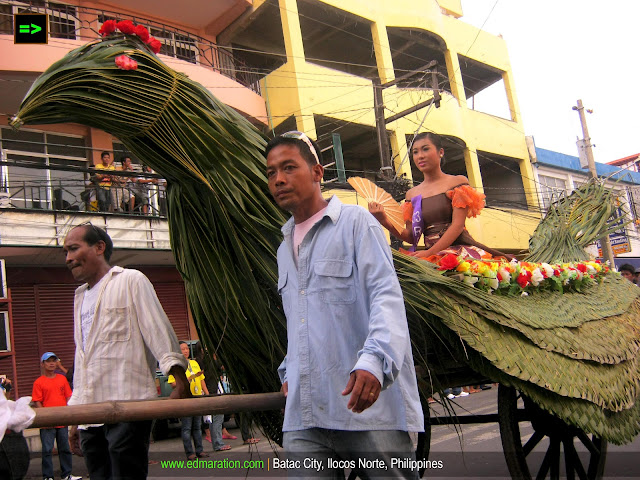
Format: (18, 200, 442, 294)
(262, 0, 539, 250)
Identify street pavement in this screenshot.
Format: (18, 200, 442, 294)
(22, 388, 640, 478)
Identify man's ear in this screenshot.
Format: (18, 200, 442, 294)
(312, 164, 324, 183)
(94, 240, 107, 256)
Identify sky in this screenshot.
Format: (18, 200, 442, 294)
(459, 0, 640, 163)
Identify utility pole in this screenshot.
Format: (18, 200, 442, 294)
(373, 61, 440, 180)
(573, 99, 615, 265)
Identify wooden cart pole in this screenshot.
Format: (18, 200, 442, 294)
(31, 393, 285, 429)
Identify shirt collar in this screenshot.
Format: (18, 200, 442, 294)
(76, 265, 123, 293)
(281, 196, 343, 237)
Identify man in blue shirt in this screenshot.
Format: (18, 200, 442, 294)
(266, 131, 424, 478)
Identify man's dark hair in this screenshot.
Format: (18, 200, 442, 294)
(265, 135, 322, 167)
(76, 224, 113, 262)
(619, 263, 635, 274)
(101, 151, 111, 160)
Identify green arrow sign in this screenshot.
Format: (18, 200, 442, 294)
(14, 13, 48, 44)
(18, 24, 42, 34)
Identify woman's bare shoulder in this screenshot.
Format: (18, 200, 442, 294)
(448, 175, 469, 188)
(405, 184, 419, 201)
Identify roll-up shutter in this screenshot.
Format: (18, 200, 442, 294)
(34, 284, 78, 375)
(11, 286, 41, 397)
(151, 282, 190, 340)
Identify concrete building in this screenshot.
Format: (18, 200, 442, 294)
(1, 0, 541, 396)
(221, 0, 540, 251)
(0, 0, 266, 398)
(528, 137, 640, 267)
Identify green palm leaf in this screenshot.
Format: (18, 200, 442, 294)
(10, 35, 640, 445)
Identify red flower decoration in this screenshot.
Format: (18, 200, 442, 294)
(497, 272, 503, 282)
(438, 254, 459, 271)
(148, 38, 162, 54)
(116, 20, 136, 35)
(553, 269, 561, 276)
(134, 24, 150, 42)
(115, 54, 138, 71)
(99, 19, 117, 36)
(576, 263, 587, 273)
(517, 272, 530, 289)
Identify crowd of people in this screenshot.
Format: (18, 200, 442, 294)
(87, 152, 160, 214)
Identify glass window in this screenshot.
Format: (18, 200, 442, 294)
(5, 153, 48, 209)
(49, 158, 86, 210)
(539, 175, 567, 210)
(48, 2, 76, 39)
(0, 128, 88, 211)
(0, 129, 45, 153)
(47, 133, 87, 158)
(0, 5, 12, 35)
(150, 28, 198, 64)
(0, 312, 10, 351)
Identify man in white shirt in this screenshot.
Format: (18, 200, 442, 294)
(63, 223, 191, 479)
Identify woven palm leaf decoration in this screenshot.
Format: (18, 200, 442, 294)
(347, 177, 405, 233)
(10, 33, 640, 445)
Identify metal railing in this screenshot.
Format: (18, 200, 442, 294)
(0, 0, 263, 93)
(0, 159, 169, 217)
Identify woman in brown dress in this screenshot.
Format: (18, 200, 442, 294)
(369, 132, 507, 263)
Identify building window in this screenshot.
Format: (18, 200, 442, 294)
(150, 27, 198, 63)
(539, 175, 567, 210)
(0, 128, 87, 210)
(0, 4, 12, 34)
(96, 16, 199, 64)
(8, 1, 77, 39)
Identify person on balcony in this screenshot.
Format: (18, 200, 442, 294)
(95, 152, 117, 212)
(117, 156, 136, 212)
(130, 164, 155, 215)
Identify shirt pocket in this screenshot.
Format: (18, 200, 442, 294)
(278, 272, 291, 315)
(314, 260, 356, 304)
(100, 306, 132, 342)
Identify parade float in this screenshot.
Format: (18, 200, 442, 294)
(8, 22, 640, 478)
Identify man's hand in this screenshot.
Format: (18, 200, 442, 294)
(168, 366, 193, 399)
(341, 370, 381, 413)
(281, 381, 288, 397)
(69, 426, 83, 456)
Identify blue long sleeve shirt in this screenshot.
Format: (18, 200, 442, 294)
(277, 196, 424, 432)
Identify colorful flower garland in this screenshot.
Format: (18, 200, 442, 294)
(434, 253, 612, 295)
(99, 20, 163, 70)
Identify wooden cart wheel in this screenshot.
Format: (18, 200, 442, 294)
(498, 384, 607, 480)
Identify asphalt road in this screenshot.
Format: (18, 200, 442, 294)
(21, 388, 640, 479)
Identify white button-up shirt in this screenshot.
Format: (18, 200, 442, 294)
(69, 266, 187, 407)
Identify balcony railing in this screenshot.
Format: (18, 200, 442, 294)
(0, 0, 263, 94)
(0, 158, 169, 217)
